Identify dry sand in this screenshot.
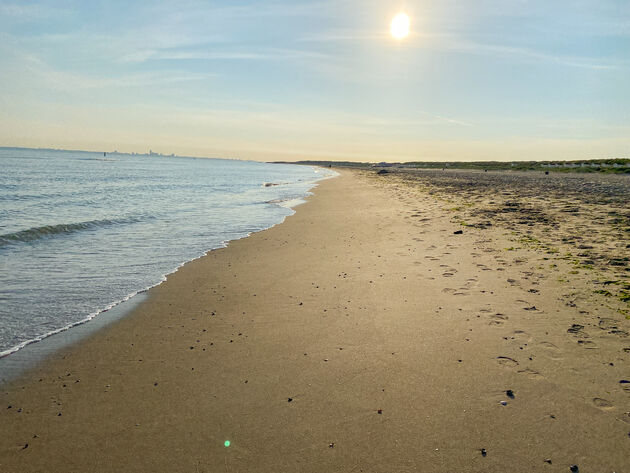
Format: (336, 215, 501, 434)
(1, 169, 629, 473)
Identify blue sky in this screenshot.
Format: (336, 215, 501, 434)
(0, 0, 628, 161)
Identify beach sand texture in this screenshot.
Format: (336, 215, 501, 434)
(1, 169, 629, 472)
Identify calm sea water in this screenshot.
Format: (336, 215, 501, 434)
(0, 148, 335, 357)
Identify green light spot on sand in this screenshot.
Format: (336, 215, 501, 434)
(224, 440, 231, 447)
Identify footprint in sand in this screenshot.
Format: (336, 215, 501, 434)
(511, 330, 533, 343)
(497, 356, 519, 367)
(597, 321, 629, 338)
(597, 319, 629, 337)
(518, 368, 544, 380)
(577, 340, 598, 349)
(539, 341, 560, 351)
(567, 324, 587, 337)
(592, 398, 614, 410)
(464, 278, 479, 287)
(609, 329, 629, 337)
(489, 314, 509, 325)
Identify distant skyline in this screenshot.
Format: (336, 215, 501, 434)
(1, 0, 628, 162)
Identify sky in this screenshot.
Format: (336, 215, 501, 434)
(0, 0, 628, 162)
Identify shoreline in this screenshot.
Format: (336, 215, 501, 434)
(0, 170, 334, 384)
(2, 169, 628, 472)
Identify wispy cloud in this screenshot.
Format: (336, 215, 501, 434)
(441, 38, 625, 70)
(0, 50, 214, 92)
(301, 27, 626, 71)
(299, 30, 389, 43)
(0, 2, 70, 20)
(122, 47, 331, 63)
(417, 111, 474, 127)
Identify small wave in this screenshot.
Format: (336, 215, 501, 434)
(266, 195, 310, 208)
(0, 217, 141, 247)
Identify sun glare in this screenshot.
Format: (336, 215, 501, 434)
(390, 12, 410, 40)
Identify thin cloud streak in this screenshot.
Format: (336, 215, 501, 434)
(4, 53, 214, 92)
(442, 38, 625, 70)
(125, 48, 331, 63)
(0, 2, 70, 20)
(301, 29, 625, 70)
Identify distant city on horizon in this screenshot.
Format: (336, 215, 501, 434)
(1, 146, 628, 172)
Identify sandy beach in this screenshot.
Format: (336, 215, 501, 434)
(1, 169, 629, 472)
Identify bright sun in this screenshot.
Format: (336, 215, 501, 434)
(390, 12, 410, 40)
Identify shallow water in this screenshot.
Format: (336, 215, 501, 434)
(0, 148, 335, 357)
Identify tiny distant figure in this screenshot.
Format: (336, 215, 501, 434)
(104, 152, 106, 157)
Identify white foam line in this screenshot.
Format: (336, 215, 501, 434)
(0, 167, 338, 360)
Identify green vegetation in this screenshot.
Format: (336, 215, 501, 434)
(282, 158, 630, 174)
(518, 235, 540, 245)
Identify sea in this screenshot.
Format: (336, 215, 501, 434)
(0, 147, 335, 364)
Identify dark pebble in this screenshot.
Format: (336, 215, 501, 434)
(570, 466, 579, 472)
(506, 389, 515, 399)
(288, 398, 293, 402)
(544, 459, 552, 464)
(454, 230, 463, 235)
(480, 448, 487, 457)
(22, 443, 28, 450)
(377, 409, 383, 414)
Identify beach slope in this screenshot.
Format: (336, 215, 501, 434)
(1, 170, 629, 472)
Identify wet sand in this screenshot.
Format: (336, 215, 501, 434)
(1, 169, 629, 472)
